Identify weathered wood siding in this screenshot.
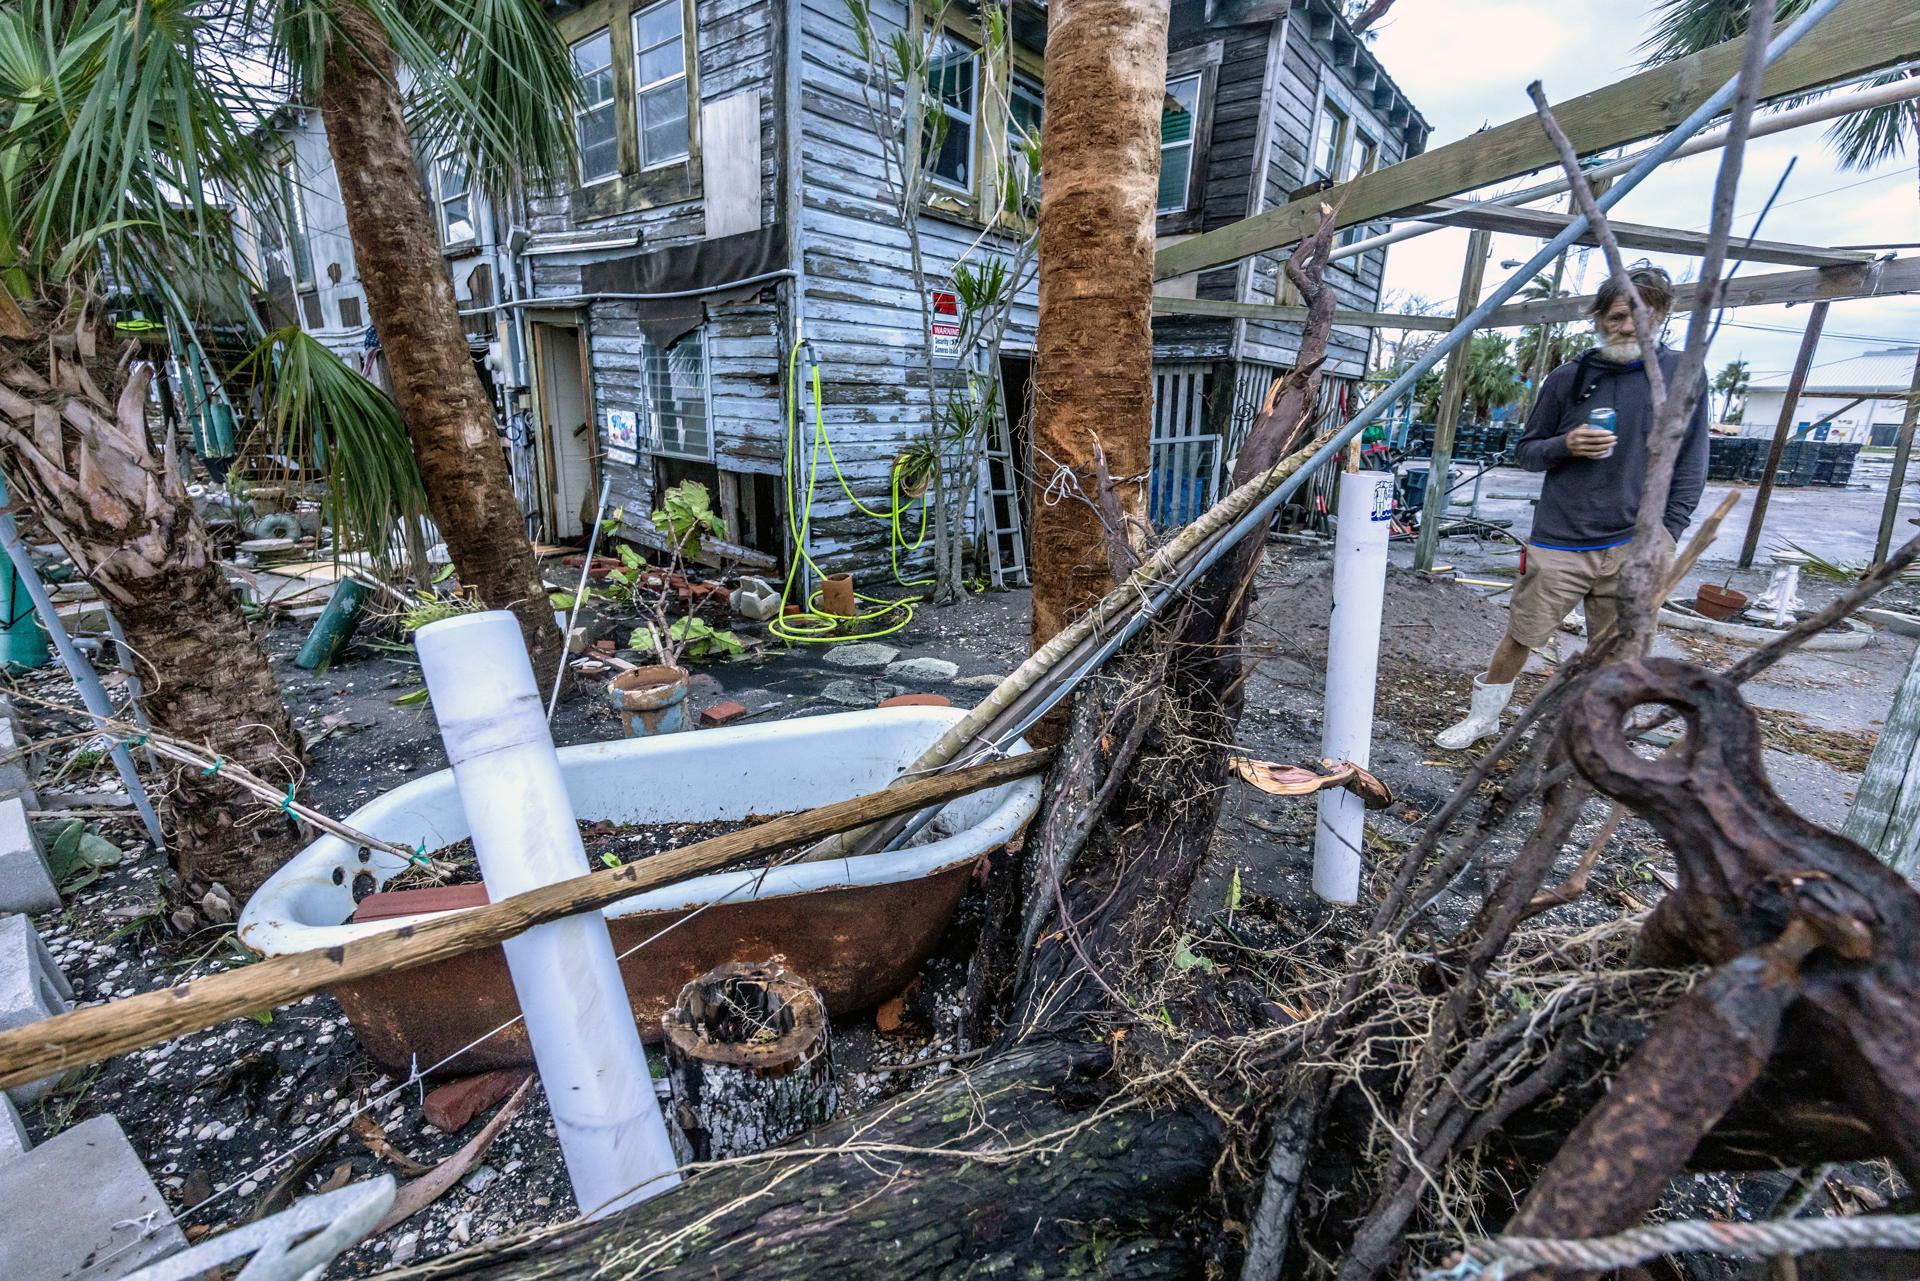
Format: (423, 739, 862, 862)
(528, 0, 782, 527)
(793, 0, 1039, 572)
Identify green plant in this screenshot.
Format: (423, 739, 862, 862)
(631, 616, 744, 664)
(400, 590, 481, 636)
(651, 481, 726, 558)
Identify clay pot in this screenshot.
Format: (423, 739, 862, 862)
(1693, 583, 1749, 621)
(821, 573, 857, 618)
(608, 665, 693, 736)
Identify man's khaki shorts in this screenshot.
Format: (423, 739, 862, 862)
(1507, 530, 1674, 648)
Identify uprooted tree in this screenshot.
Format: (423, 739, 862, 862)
(405, 5, 1920, 1279)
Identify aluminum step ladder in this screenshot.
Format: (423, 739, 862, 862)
(972, 360, 1029, 588)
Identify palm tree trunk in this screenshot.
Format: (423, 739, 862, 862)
(1027, 0, 1169, 653)
(318, 4, 560, 672)
(0, 302, 305, 904)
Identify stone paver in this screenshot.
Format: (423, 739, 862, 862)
(1, 912, 72, 1103)
(822, 643, 899, 671)
(0, 717, 36, 808)
(0, 1114, 185, 1279)
(1, 1093, 26, 1163)
(822, 679, 899, 707)
(886, 657, 960, 683)
(0, 797, 57, 916)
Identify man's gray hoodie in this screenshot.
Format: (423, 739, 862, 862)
(1511, 346, 1710, 549)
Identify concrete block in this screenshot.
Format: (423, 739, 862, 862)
(0, 1092, 27, 1163)
(0, 912, 72, 1103)
(0, 798, 58, 916)
(0, 1114, 185, 1280)
(0, 717, 38, 808)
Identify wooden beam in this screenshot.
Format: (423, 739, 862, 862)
(1415, 230, 1492, 573)
(1155, 255, 1920, 336)
(1763, 386, 1920, 402)
(1406, 198, 1874, 270)
(1153, 0, 1920, 280)
(1741, 302, 1830, 570)
(0, 751, 1054, 1092)
(1876, 347, 1920, 563)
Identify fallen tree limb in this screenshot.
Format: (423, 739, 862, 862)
(0, 749, 1051, 1092)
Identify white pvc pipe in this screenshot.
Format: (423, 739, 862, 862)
(1331, 72, 1920, 263)
(1314, 471, 1395, 905)
(414, 611, 679, 1217)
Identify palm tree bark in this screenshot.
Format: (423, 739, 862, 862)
(1027, 0, 1170, 657)
(318, 4, 560, 670)
(0, 303, 305, 902)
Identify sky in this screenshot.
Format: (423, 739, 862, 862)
(1362, 0, 1918, 389)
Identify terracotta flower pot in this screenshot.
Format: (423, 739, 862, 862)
(608, 665, 693, 736)
(821, 573, 857, 618)
(1693, 583, 1749, 621)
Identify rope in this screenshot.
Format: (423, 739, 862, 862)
(1422, 1214, 1920, 1280)
(769, 341, 925, 644)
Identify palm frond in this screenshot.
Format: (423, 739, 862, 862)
(237, 326, 432, 573)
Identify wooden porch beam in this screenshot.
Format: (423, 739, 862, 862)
(1405, 198, 1875, 270)
(1153, 0, 1920, 280)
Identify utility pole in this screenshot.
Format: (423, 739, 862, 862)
(1874, 346, 1920, 564)
(1414, 228, 1492, 572)
(1738, 300, 1828, 570)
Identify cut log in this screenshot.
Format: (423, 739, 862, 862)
(385, 1042, 1219, 1280)
(661, 960, 835, 1162)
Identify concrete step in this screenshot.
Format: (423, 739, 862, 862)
(0, 799, 60, 917)
(0, 1114, 184, 1280)
(0, 912, 72, 1102)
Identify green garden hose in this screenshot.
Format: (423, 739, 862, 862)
(771, 341, 929, 644)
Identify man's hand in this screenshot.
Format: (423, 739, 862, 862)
(1563, 426, 1617, 459)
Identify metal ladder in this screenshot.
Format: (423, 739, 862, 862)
(972, 358, 1029, 588)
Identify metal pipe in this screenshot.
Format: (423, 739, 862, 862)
(548, 474, 615, 721)
(1330, 70, 1920, 263)
(0, 474, 165, 849)
(415, 611, 679, 1218)
(495, 270, 796, 310)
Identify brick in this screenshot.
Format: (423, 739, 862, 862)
(0, 718, 36, 808)
(424, 1069, 530, 1134)
(0, 1114, 185, 1279)
(699, 699, 749, 728)
(0, 1093, 26, 1163)
(879, 693, 952, 709)
(0, 797, 56, 916)
(0, 913, 72, 1103)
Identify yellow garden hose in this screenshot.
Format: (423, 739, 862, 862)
(770, 341, 930, 644)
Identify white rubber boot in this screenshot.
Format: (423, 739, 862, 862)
(1435, 675, 1515, 750)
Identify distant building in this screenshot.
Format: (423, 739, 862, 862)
(1741, 346, 1919, 446)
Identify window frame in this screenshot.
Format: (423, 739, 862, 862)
(280, 161, 314, 288)
(644, 327, 713, 462)
(432, 154, 477, 249)
(1007, 71, 1044, 201)
(1156, 73, 1203, 217)
(631, 0, 690, 172)
(1153, 42, 1221, 237)
(571, 29, 619, 186)
(923, 34, 979, 196)
(1312, 101, 1350, 183)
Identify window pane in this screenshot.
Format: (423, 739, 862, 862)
(1348, 135, 1376, 181)
(634, 1, 681, 53)
(1161, 76, 1199, 147)
(578, 104, 617, 180)
(443, 194, 474, 243)
(930, 42, 975, 112)
(1315, 106, 1347, 178)
(638, 38, 683, 87)
(439, 158, 469, 199)
(924, 112, 971, 188)
(640, 84, 689, 165)
(1010, 84, 1042, 143)
(1157, 142, 1191, 213)
(648, 331, 709, 459)
(572, 31, 613, 101)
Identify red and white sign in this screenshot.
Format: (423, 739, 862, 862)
(929, 289, 962, 361)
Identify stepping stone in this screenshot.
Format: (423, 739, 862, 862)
(0, 1114, 185, 1280)
(822, 679, 899, 707)
(1, 1094, 26, 1163)
(822, 643, 899, 671)
(955, 673, 1009, 689)
(0, 718, 36, 808)
(0, 798, 59, 916)
(885, 657, 960, 684)
(0, 912, 73, 1103)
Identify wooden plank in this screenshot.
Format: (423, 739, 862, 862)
(1740, 302, 1829, 569)
(1414, 230, 1491, 573)
(0, 750, 1054, 1092)
(1153, 255, 1920, 332)
(1406, 198, 1873, 270)
(1844, 639, 1920, 878)
(1153, 0, 1920, 279)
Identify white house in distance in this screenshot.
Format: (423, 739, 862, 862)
(1741, 346, 1919, 446)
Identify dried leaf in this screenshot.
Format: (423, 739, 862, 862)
(350, 1113, 433, 1178)
(375, 1075, 535, 1233)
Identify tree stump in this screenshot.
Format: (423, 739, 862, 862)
(661, 959, 835, 1162)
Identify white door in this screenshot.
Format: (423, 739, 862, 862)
(535, 323, 595, 540)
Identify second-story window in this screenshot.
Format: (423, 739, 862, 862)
(573, 30, 618, 183)
(924, 36, 977, 193)
(1157, 74, 1201, 214)
(1313, 102, 1350, 182)
(633, 0, 690, 169)
(280, 162, 313, 286)
(435, 156, 475, 245)
(1347, 131, 1377, 182)
(1009, 73, 1043, 199)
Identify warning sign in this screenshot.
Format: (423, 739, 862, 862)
(929, 289, 962, 364)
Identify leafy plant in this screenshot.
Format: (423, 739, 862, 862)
(631, 616, 744, 664)
(651, 481, 726, 558)
(401, 590, 482, 636)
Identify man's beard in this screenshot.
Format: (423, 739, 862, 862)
(1596, 337, 1643, 362)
